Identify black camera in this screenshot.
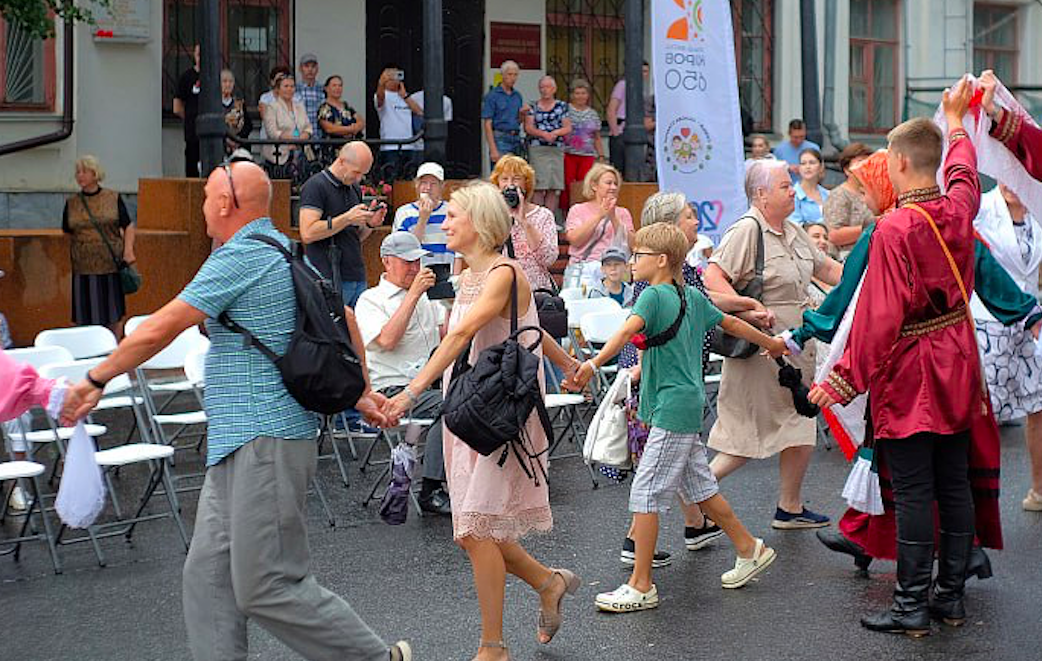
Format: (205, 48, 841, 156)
(502, 185, 521, 209)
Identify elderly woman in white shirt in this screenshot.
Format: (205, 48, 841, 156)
(262, 73, 313, 167)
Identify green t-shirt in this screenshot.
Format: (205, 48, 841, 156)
(631, 283, 724, 433)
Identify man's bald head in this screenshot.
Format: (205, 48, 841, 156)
(332, 142, 374, 185)
(203, 161, 273, 241)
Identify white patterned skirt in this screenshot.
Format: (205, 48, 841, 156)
(976, 319, 1042, 421)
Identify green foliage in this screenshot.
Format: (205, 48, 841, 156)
(0, 0, 110, 39)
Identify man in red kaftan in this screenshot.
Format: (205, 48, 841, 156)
(810, 81, 983, 637)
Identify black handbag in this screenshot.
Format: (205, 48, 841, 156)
(442, 264, 554, 484)
(504, 236, 567, 339)
(708, 216, 763, 358)
(533, 288, 567, 339)
(80, 192, 141, 295)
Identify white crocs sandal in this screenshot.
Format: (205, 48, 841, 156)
(594, 583, 659, 612)
(721, 538, 776, 589)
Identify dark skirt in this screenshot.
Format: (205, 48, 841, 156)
(72, 273, 125, 327)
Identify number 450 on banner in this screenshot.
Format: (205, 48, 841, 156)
(652, 0, 747, 247)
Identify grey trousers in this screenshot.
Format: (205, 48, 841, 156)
(182, 437, 389, 661)
(380, 385, 445, 482)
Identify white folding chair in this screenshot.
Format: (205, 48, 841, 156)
(0, 461, 61, 574)
(127, 322, 208, 454)
(580, 308, 630, 391)
(558, 287, 584, 303)
(544, 394, 598, 489)
(35, 326, 117, 359)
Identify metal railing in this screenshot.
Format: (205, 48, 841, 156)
(229, 131, 425, 194)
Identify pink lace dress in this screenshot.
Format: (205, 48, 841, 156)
(442, 259, 553, 541)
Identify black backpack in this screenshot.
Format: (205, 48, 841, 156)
(442, 264, 554, 485)
(218, 233, 366, 415)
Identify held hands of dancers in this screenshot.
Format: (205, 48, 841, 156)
(807, 385, 836, 410)
(978, 70, 1003, 123)
(717, 314, 789, 359)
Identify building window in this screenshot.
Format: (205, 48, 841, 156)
(546, 1, 625, 118)
(849, 0, 899, 133)
(0, 19, 55, 111)
(546, 1, 774, 129)
(973, 4, 1018, 84)
(733, 0, 773, 132)
(163, 0, 291, 115)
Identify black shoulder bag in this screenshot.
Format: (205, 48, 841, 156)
(80, 193, 141, 295)
(442, 263, 555, 485)
(505, 236, 568, 340)
(709, 216, 764, 358)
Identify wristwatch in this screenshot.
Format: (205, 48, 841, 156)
(86, 371, 108, 390)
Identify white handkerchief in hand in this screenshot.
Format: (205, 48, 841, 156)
(55, 421, 106, 528)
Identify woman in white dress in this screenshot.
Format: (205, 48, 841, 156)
(972, 183, 1042, 511)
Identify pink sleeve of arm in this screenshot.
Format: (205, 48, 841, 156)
(0, 349, 55, 420)
(536, 209, 560, 268)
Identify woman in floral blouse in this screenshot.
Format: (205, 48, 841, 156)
(317, 75, 365, 164)
(490, 155, 559, 291)
(562, 79, 603, 210)
(524, 76, 572, 216)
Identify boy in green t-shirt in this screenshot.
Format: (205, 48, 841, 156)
(571, 223, 787, 612)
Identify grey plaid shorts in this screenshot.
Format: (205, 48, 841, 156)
(628, 427, 719, 514)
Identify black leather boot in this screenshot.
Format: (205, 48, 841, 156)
(861, 539, 933, 637)
(931, 531, 974, 626)
(965, 544, 992, 581)
(816, 528, 873, 573)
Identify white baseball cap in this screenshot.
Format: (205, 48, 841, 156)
(416, 162, 445, 181)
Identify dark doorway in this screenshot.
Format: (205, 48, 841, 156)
(366, 0, 485, 179)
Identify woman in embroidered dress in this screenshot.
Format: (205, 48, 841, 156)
(384, 181, 581, 661)
(972, 183, 1042, 511)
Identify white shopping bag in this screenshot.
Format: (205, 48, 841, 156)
(55, 421, 106, 528)
(583, 369, 632, 469)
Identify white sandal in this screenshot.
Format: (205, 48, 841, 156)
(721, 538, 776, 589)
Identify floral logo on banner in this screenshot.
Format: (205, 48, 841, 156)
(663, 117, 712, 174)
(667, 0, 705, 42)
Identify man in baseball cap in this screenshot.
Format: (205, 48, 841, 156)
(297, 53, 322, 134)
(356, 231, 454, 515)
(392, 162, 460, 271)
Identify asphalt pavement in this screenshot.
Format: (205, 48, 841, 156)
(2, 407, 1040, 661)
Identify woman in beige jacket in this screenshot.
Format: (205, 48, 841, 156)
(262, 73, 313, 166)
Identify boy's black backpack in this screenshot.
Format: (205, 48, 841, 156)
(442, 264, 553, 484)
(218, 233, 366, 415)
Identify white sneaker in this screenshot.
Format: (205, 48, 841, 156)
(721, 538, 776, 589)
(594, 583, 659, 612)
(8, 485, 28, 512)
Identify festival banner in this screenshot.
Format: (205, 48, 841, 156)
(651, 0, 747, 246)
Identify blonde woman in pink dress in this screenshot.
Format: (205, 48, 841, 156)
(385, 181, 582, 661)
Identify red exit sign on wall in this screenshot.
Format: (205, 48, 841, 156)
(490, 22, 542, 70)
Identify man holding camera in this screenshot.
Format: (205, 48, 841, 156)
(299, 142, 386, 307)
(355, 232, 452, 515)
(375, 66, 423, 179)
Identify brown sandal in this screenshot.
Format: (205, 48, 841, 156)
(536, 568, 580, 644)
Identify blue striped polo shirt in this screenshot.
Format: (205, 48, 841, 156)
(392, 200, 455, 266)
